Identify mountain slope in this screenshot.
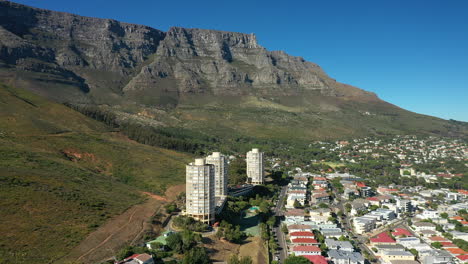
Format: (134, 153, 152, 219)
(0, 82, 190, 263)
(0, 0, 466, 141)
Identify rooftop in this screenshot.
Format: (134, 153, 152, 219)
(292, 245, 321, 252)
(328, 250, 364, 261)
(392, 228, 412, 237)
(302, 255, 328, 264)
(370, 232, 396, 243)
(290, 231, 315, 237)
(291, 238, 318, 244)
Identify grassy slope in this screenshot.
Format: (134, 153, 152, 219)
(0, 83, 190, 264)
(169, 93, 468, 141)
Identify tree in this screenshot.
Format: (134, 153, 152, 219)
(409, 248, 419, 259)
(267, 216, 276, 227)
(345, 203, 352, 213)
(431, 242, 442, 249)
(167, 230, 201, 253)
(281, 223, 289, 234)
(229, 158, 247, 185)
(318, 203, 329, 209)
(182, 247, 209, 264)
(440, 212, 448, 219)
(167, 232, 183, 253)
(339, 235, 349, 241)
(218, 221, 245, 244)
(284, 255, 311, 264)
(164, 203, 177, 214)
(293, 199, 302, 208)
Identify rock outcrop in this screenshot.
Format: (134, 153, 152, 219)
(0, 1, 376, 105)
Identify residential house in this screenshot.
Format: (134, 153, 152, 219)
(291, 238, 319, 246)
(120, 254, 154, 264)
(302, 255, 328, 264)
(291, 245, 321, 256)
(325, 239, 354, 252)
(413, 222, 436, 232)
(289, 231, 315, 240)
(328, 250, 365, 264)
(370, 232, 396, 246)
(421, 249, 453, 264)
(380, 251, 415, 263)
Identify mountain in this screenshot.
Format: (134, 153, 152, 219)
(0, 0, 467, 142)
(0, 82, 190, 263)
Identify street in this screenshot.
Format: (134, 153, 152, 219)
(273, 185, 288, 263)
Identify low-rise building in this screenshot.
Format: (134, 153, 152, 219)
(396, 237, 420, 248)
(421, 250, 453, 264)
(291, 245, 321, 256)
(287, 224, 312, 233)
(375, 244, 406, 252)
(370, 232, 396, 246)
(291, 238, 319, 246)
(380, 251, 415, 263)
(353, 216, 376, 234)
(328, 250, 365, 264)
(325, 239, 354, 252)
(413, 222, 436, 232)
(289, 231, 315, 240)
(120, 253, 154, 264)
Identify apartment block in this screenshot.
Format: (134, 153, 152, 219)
(186, 158, 215, 224)
(205, 152, 229, 198)
(246, 148, 264, 185)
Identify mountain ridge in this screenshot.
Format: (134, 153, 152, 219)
(0, 0, 466, 140)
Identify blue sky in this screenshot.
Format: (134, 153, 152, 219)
(13, 0, 468, 121)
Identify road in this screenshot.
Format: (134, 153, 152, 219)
(273, 185, 288, 263)
(332, 187, 378, 261)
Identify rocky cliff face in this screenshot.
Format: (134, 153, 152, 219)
(0, 1, 376, 105)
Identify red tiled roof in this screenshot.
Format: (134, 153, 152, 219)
(124, 254, 140, 261)
(441, 242, 457, 248)
(456, 255, 468, 261)
(458, 190, 468, 195)
(451, 216, 464, 221)
(429, 236, 449, 242)
(392, 228, 412, 237)
(446, 248, 467, 255)
(356, 182, 367, 188)
(292, 245, 321, 252)
(367, 197, 379, 201)
(314, 177, 327, 181)
(291, 238, 318, 244)
(370, 232, 396, 243)
(290, 231, 315, 237)
(303, 255, 328, 264)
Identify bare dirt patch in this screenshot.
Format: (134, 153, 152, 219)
(205, 236, 266, 264)
(60, 185, 186, 264)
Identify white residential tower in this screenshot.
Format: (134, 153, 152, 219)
(246, 148, 264, 185)
(206, 152, 229, 198)
(186, 158, 215, 224)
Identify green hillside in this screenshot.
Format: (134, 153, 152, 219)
(0, 83, 190, 263)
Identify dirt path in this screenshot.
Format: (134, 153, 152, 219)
(59, 185, 185, 264)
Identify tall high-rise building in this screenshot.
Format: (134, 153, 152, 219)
(246, 148, 264, 185)
(206, 152, 228, 198)
(186, 158, 215, 224)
